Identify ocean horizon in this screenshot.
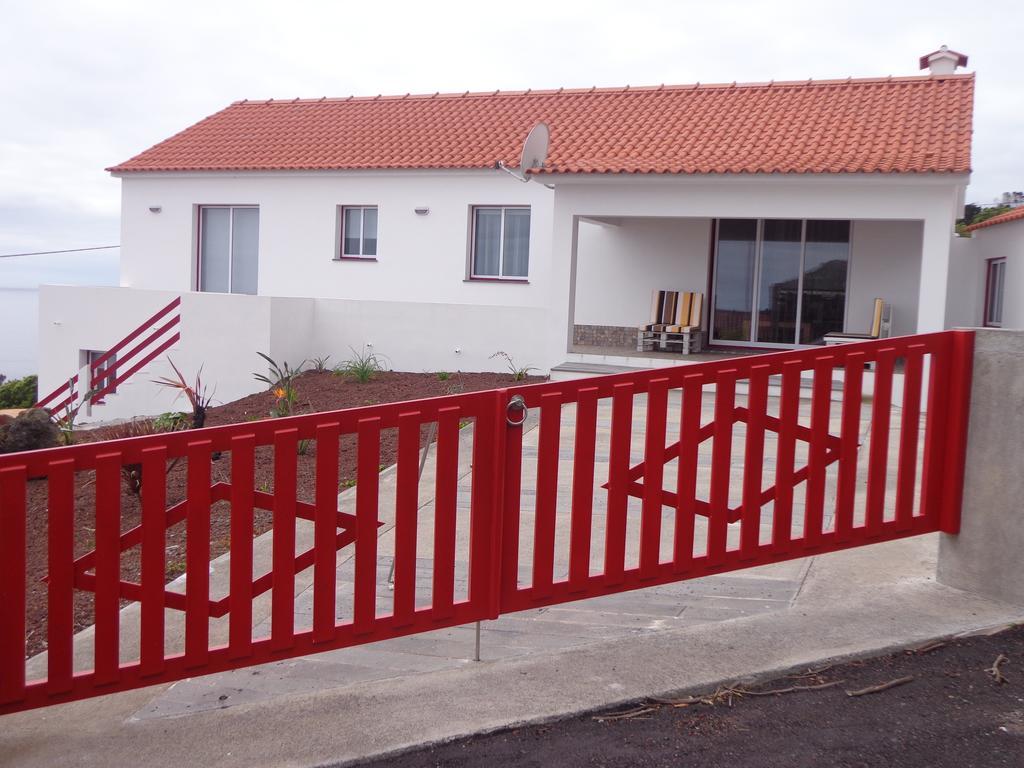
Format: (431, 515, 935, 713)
(0, 249, 119, 381)
(0, 286, 41, 379)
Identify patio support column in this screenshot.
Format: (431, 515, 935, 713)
(915, 196, 959, 333)
(547, 192, 579, 363)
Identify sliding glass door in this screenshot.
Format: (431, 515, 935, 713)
(711, 219, 850, 346)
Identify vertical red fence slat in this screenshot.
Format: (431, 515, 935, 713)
(740, 366, 769, 559)
(140, 446, 167, 677)
(354, 418, 381, 634)
(804, 358, 833, 545)
(532, 392, 562, 596)
(568, 387, 598, 591)
(772, 361, 801, 552)
(432, 407, 460, 617)
(313, 423, 340, 643)
(94, 452, 122, 684)
(392, 413, 420, 625)
(469, 394, 499, 613)
(640, 378, 669, 579)
(708, 372, 736, 564)
(865, 350, 895, 536)
(604, 382, 633, 585)
(46, 459, 75, 692)
(894, 347, 924, 530)
(673, 375, 702, 573)
(939, 331, 975, 534)
(919, 341, 951, 523)
(0, 465, 27, 705)
(271, 429, 297, 649)
(185, 441, 211, 667)
(229, 435, 256, 657)
(835, 352, 864, 541)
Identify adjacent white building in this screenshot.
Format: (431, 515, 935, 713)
(37, 49, 978, 420)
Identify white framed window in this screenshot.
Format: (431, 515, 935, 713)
(197, 205, 259, 294)
(470, 206, 530, 279)
(81, 349, 117, 398)
(339, 206, 378, 259)
(985, 257, 1006, 327)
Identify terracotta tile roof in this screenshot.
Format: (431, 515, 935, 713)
(965, 206, 1024, 232)
(108, 74, 974, 176)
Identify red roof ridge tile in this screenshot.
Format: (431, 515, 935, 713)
(221, 72, 973, 108)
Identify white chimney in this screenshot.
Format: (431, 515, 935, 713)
(919, 45, 968, 76)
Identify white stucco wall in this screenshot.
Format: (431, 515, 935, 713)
(846, 220, 923, 337)
(573, 217, 712, 328)
(118, 170, 554, 308)
(946, 234, 985, 329)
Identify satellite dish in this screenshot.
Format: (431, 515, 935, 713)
(498, 122, 549, 183)
(520, 122, 549, 175)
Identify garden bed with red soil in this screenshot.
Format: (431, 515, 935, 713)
(22, 370, 542, 658)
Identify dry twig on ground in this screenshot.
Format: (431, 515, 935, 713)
(593, 706, 657, 722)
(846, 676, 915, 697)
(911, 640, 948, 655)
(986, 654, 1009, 684)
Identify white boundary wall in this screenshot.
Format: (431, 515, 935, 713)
(37, 285, 550, 421)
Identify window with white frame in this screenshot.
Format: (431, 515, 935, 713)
(340, 206, 378, 258)
(197, 205, 259, 294)
(470, 206, 530, 279)
(82, 349, 117, 397)
(985, 257, 1006, 327)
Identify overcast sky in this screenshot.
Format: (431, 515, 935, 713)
(1, 0, 1021, 287)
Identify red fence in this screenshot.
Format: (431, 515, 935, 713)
(34, 296, 182, 419)
(0, 331, 973, 715)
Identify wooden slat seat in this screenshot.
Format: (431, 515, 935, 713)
(637, 290, 705, 354)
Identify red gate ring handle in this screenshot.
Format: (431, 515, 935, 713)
(506, 395, 528, 427)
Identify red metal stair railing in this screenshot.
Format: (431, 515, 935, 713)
(0, 330, 973, 716)
(34, 296, 182, 418)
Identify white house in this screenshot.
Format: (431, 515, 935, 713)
(37, 48, 976, 420)
(959, 207, 1024, 329)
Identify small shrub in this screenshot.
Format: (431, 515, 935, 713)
(335, 347, 388, 383)
(153, 359, 216, 428)
(436, 371, 451, 381)
(0, 408, 60, 454)
(0, 374, 38, 409)
(490, 351, 537, 381)
(254, 352, 304, 418)
(153, 411, 189, 432)
(308, 356, 332, 373)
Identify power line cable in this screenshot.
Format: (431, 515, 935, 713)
(0, 245, 120, 259)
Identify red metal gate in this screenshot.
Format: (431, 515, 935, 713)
(0, 331, 973, 715)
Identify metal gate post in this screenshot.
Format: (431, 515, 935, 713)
(485, 388, 512, 620)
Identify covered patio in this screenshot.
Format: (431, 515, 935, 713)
(569, 214, 927, 362)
